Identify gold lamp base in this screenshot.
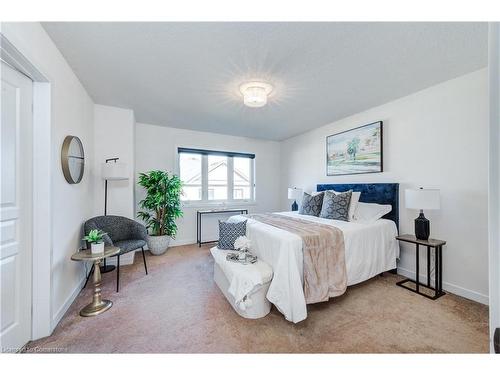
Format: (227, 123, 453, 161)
(80, 300, 113, 317)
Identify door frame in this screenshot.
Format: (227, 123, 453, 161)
(488, 22, 500, 354)
(1, 33, 52, 340)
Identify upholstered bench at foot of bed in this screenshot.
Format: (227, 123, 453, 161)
(210, 247, 273, 319)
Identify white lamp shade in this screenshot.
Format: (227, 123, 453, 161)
(405, 188, 440, 210)
(101, 162, 129, 180)
(288, 187, 303, 200)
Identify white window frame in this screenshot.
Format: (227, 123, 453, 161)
(177, 148, 256, 206)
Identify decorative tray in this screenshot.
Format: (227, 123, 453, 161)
(226, 252, 258, 265)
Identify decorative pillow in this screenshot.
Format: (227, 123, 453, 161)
(218, 220, 247, 250)
(299, 192, 324, 216)
(331, 190, 361, 221)
(319, 190, 352, 221)
(353, 202, 392, 223)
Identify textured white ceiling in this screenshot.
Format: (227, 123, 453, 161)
(42, 22, 487, 141)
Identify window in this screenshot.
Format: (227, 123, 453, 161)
(179, 153, 202, 201)
(208, 155, 228, 200)
(233, 157, 252, 200)
(178, 148, 255, 203)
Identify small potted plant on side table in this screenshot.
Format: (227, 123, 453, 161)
(83, 229, 107, 254)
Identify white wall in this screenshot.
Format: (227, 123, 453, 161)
(93, 104, 135, 218)
(93, 104, 136, 265)
(280, 69, 489, 304)
(0, 23, 96, 330)
(135, 123, 281, 245)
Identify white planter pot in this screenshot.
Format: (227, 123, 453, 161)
(91, 242, 105, 254)
(147, 235, 171, 255)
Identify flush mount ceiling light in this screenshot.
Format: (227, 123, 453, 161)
(239, 81, 274, 108)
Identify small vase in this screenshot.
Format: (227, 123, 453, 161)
(91, 242, 104, 254)
(238, 250, 246, 261)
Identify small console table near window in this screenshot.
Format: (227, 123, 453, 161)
(395, 234, 446, 300)
(197, 209, 248, 247)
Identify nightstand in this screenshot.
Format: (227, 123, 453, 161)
(395, 234, 446, 300)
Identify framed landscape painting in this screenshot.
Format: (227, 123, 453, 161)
(326, 121, 383, 176)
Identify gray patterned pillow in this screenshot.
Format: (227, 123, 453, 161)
(319, 190, 352, 221)
(218, 220, 247, 250)
(299, 192, 324, 216)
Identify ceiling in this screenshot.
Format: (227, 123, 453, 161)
(42, 22, 488, 141)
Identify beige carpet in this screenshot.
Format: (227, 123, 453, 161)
(28, 244, 489, 353)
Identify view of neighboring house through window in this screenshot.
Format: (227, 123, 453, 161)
(179, 153, 203, 201)
(178, 148, 255, 203)
(233, 157, 252, 200)
(208, 155, 228, 200)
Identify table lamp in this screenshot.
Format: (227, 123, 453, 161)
(405, 187, 440, 240)
(288, 187, 303, 211)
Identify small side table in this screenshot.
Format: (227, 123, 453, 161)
(71, 246, 120, 317)
(395, 234, 446, 300)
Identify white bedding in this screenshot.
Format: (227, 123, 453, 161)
(229, 211, 399, 323)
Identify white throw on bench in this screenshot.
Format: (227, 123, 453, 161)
(210, 247, 273, 319)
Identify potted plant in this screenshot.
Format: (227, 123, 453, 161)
(83, 229, 107, 254)
(137, 170, 183, 255)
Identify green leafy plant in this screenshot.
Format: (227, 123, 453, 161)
(83, 229, 107, 244)
(137, 170, 183, 237)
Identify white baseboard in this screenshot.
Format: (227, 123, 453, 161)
(49, 250, 138, 333)
(51, 273, 86, 332)
(50, 250, 142, 333)
(141, 238, 197, 248)
(104, 251, 135, 266)
(170, 238, 197, 247)
(133, 239, 215, 249)
(397, 267, 489, 305)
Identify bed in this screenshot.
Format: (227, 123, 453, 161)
(230, 183, 400, 323)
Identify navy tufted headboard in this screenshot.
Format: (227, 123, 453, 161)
(316, 183, 399, 228)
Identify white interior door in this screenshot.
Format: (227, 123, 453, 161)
(0, 61, 33, 352)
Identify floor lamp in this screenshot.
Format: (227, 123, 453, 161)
(100, 158, 129, 272)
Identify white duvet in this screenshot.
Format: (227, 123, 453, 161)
(229, 212, 399, 323)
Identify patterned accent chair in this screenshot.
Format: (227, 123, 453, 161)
(84, 215, 148, 292)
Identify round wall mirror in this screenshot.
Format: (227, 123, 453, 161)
(61, 135, 85, 184)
